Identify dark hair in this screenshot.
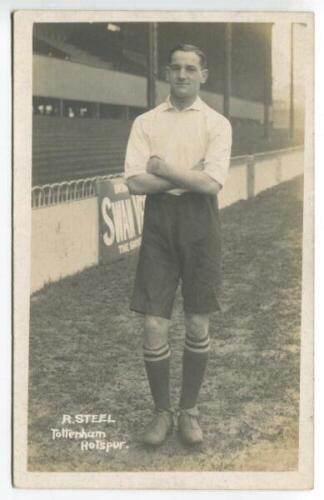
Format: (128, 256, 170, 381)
(167, 44, 208, 69)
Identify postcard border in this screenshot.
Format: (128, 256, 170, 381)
(13, 9, 314, 490)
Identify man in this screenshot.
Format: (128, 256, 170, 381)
(124, 44, 232, 446)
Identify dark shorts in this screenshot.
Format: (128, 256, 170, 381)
(130, 192, 222, 319)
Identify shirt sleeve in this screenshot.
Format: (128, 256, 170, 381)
(124, 116, 150, 180)
(203, 116, 232, 189)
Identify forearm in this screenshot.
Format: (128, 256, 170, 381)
(154, 162, 221, 195)
(126, 173, 178, 195)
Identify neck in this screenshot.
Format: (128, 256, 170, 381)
(170, 94, 198, 110)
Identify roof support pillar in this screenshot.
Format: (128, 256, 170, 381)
(223, 23, 232, 119)
(147, 23, 158, 109)
(289, 23, 295, 140)
(264, 24, 273, 139)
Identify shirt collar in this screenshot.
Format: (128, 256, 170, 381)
(163, 95, 203, 112)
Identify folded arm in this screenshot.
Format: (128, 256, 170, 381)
(126, 173, 178, 195)
(147, 157, 221, 196)
(126, 158, 206, 195)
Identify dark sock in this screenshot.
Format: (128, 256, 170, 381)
(143, 343, 171, 411)
(180, 334, 210, 410)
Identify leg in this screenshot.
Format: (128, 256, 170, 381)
(175, 194, 220, 443)
(144, 314, 170, 351)
(177, 196, 220, 408)
(131, 196, 181, 444)
(143, 315, 171, 411)
(178, 313, 210, 445)
(130, 194, 180, 319)
(180, 313, 210, 410)
(142, 315, 173, 445)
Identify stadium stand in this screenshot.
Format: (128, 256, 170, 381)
(32, 23, 303, 186)
(32, 115, 303, 186)
(32, 117, 132, 185)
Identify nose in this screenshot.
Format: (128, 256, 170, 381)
(178, 67, 187, 79)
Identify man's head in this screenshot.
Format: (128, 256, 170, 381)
(166, 44, 208, 104)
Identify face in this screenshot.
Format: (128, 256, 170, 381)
(166, 50, 208, 101)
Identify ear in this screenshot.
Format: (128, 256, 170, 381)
(200, 68, 208, 84)
(165, 66, 170, 82)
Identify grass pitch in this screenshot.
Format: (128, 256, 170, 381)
(28, 177, 303, 472)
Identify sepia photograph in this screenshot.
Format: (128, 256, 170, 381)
(13, 10, 314, 489)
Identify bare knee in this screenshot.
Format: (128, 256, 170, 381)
(143, 315, 170, 349)
(185, 313, 209, 340)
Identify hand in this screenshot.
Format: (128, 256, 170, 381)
(147, 156, 163, 175)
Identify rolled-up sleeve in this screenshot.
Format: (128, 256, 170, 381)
(203, 117, 232, 189)
(124, 117, 150, 180)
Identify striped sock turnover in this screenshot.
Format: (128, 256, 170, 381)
(143, 343, 171, 363)
(184, 333, 210, 354)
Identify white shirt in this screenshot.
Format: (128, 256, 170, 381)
(124, 96, 232, 195)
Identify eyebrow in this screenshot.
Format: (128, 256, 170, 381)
(169, 64, 199, 70)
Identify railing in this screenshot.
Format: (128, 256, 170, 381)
(248, 145, 303, 159)
(31, 145, 304, 208)
(31, 173, 121, 208)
